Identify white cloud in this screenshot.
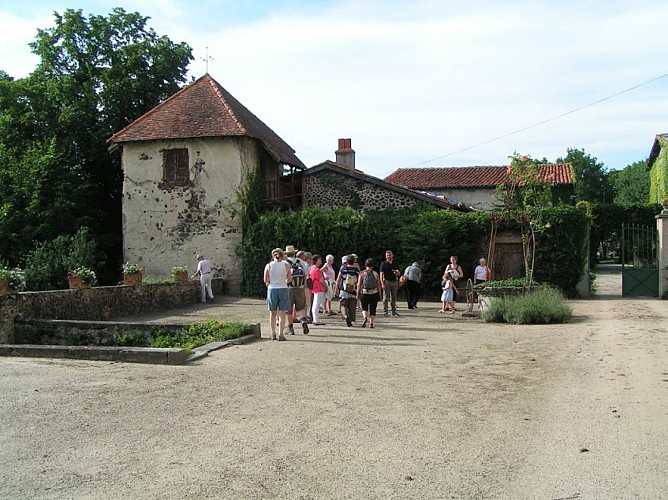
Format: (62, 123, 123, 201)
(2, 0, 667, 174)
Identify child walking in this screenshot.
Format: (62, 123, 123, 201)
(439, 271, 458, 313)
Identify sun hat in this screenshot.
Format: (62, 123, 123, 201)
(285, 245, 297, 254)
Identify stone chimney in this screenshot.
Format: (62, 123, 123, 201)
(335, 138, 355, 170)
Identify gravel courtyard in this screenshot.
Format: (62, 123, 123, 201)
(1, 268, 667, 499)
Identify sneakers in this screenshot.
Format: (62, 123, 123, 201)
(345, 316, 353, 327)
(369, 323, 374, 329)
(271, 332, 277, 340)
(383, 312, 388, 317)
(302, 322, 310, 335)
(392, 312, 399, 316)
(287, 325, 295, 335)
(278, 334, 287, 341)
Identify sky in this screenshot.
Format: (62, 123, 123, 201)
(1, 0, 667, 179)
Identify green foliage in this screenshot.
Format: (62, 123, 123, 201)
(648, 142, 668, 204)
(0, 8, 193, 279)
(609, 160, 650, 205)
(239, 205, 490, 298)
(494, 153, 553, 285)
(558, 148, 612, 203)
(69, 266, 98, 286)
(22, 227, 100, 290)
(483, 286, 572, 324)
(480, 278, 533, 288)
(589, 203, 662, 265)
(532, 205, 591, 297)
(151, 321, 254, 351)
(0, 261, 26, 291)
(122, 262, 143, 275)
(114, 331, 148, 347)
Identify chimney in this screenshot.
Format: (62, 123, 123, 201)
(335, 138, 355, 170)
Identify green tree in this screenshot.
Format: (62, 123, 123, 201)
(0, 8, 193, 281)
(608, 160, 650, 205)
(558, 148, 612, 203)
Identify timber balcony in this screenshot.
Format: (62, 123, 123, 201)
(264, 179, 301, 209)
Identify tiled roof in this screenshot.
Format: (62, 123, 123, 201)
(384, 164, 575, 189)
(108, 74, 305, 169)
(305, 161, 470, 211)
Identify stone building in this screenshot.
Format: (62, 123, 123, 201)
(303, 139, 467, 211)
(384, 164, 575, 210)
(108, 74, 305, 293)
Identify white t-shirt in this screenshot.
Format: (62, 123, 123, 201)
(474, 265, 489, 281)
(267, 260, 289, 289)
(197, 259, 213, 275)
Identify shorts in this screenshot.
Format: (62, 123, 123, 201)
(288, 287, 306, 311)
(267, 288, 290, 312)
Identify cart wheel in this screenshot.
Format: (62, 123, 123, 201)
(466, 279, 475, 313)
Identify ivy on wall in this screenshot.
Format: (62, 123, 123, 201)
(649, 147, 668, 204)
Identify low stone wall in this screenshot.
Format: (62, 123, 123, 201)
(0, 278, 225, 342)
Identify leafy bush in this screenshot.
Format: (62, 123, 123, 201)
(483, 286, 572, 324)
(151, 320, 254, 351)
(0, 261, 26, 291)
(239, 205, 490, 298)
(22, 227, 101, 290)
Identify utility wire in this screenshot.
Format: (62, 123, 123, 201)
(406, 72, 668, 168)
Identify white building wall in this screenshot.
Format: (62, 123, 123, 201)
(121, 136, 258, 294)
(430, 188, 500, 211)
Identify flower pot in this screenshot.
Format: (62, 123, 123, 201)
(173, 271, 188, 282)
(124, 272, 143, 286)
(68, 274, 83, 289)
(0, 279, 17, 295)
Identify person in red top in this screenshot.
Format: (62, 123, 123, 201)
(309, 254, 328, 325)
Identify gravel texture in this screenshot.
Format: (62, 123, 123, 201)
(1, 266, 667, 499)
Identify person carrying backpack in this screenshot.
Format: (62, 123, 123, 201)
(336, 254, 360, 327)
(357, 258, 380, 328)
(284, 245, 309, 335)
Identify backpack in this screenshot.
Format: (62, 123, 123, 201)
(340, 267, 358, 293)
(288, 259, 305, 287)
(362, 271, 377, 290)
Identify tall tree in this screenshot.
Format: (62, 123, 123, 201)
(0, 8, 193, 279)
(608, 160, 650, 205)
(558, 148, 612, 203)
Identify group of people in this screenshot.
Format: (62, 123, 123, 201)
(263, 246, 494, 340)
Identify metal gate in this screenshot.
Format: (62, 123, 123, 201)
(621, 223, 659, 297)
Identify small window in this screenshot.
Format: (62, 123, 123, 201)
(162, 148, 189, 186)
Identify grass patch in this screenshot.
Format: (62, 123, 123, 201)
(483, 286, 572, 324)
(150, 320, 255, 351)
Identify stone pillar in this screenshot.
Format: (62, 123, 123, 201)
(657, 200, 668, 298)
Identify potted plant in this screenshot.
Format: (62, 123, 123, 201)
(67, 267, 97, 289)
(172, 266, 189, 282)
(0, 263, 26, 295)
(123, 262, 143, 286)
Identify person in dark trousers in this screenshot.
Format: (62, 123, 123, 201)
(336, 254, 360, 327)
(380, 250, 401, 316)
(404, 261, 422, 309)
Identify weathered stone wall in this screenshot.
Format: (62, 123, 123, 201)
(0, 280, 224, 342)
(305, 171, 420, 210)
(121, 136, 258, 294)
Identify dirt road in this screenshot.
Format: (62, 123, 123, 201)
(1, 269, 666, 499)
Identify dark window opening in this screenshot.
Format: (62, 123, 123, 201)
(162, 148, 190, 187)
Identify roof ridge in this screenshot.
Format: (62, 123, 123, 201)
(207, 76, 246, 135)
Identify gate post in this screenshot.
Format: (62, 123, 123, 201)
(657, 200, 668, 298)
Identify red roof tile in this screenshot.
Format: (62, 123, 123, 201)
(384, 164, 575, 189)
(108, 74, 305, 169)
